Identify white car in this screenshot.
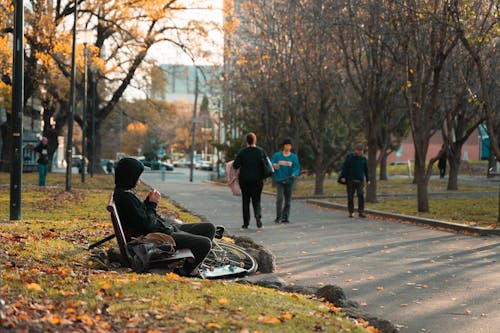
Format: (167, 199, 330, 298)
(199, 160, 213, 171)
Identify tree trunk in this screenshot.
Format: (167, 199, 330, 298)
(366, 143, 377, 203)
(414, 153, 429, 212)
(447, 144, 462, 191)
(379, 151, 388, 181)
(314, 170, 325, 196)
(497, 188, 500, 226)
(89, 122, 105, 175)
(0, 119, 11, 172)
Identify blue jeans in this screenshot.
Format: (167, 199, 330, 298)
(276, 182, 293, 221)
(38, 163, 48, 186)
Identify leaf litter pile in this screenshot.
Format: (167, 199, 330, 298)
(0, 174, 376, 332)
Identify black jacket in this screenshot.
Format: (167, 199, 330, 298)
(113, 157, 172, 238)
(233, 146, 266, 184)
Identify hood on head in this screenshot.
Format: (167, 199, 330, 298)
(114, 157, 144, 190)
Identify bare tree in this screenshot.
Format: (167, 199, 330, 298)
(389, 0, 459, 212)
(335, 0, 408, 201)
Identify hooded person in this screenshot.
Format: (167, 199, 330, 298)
(113, 157, 215, 276)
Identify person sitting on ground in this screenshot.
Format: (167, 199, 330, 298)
(113, 157, 215, 276)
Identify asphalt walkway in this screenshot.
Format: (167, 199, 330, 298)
(141, 172, 500, 333)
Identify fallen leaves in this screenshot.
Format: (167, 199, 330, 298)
(26, 283, 43, 291)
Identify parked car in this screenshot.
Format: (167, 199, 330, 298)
(159, 162, 174, 171)
(173, 158, 190, 167)
(199, 160, 213, 171)
(139, 159, 173, 171)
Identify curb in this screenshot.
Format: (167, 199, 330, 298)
(205, 181, 500, 236)
(308, 199, 500, 236)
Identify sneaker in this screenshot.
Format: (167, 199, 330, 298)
(241, 225, 248, 229)
(348, 213, 353, 218)
(215, 225, 225, 239)
(281, 219, 290, 223)
(274, 218, 281, 224)
(256, 220, 263, 228)
(359, 213, 367, 218)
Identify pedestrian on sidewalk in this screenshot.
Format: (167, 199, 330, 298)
(339, 143, 370, 218)
(271, 138, 301, 223)
(233, 132, 268, 229)
(113, 157, 215, 276)
(438, 148, 447, 179)
(33, 137, 50, 186)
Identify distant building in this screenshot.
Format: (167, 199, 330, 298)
(389, 129, 483, 164)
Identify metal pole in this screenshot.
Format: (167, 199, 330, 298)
(10, 0, 24, 220)
(65, 0, 77, 191)
(81, 43, 87, 183)
(189, 71, 199, 182)
(90, 72, 96, 177)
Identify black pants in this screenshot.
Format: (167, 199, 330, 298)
(239, 181, 264, 226)
(172, 223, 215, 274)
(347, 180, 365, 213)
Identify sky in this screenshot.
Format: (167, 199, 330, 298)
(148, 0, 224, 66)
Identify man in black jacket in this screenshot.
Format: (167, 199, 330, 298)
(113, 157, 215, 276)
(339, 144, 370, 218)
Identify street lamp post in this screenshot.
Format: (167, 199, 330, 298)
(81, 42, 88, 183)
(90, 70, 96, 177)
(189, 71, 199, 182)
(65, 0, 77, 191)
(10, 0, 24, 220)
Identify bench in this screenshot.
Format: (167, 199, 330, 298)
(106, 193, 194, 271)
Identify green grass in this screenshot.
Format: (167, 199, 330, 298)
(0, 172, 372, 332)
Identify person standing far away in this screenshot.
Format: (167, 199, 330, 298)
(438, 147, 447, 179)
(339, 143, 370, 218)
(271, 138, 301, 224)
(34, 137, 50, 186)
(233, 132, 267, 229)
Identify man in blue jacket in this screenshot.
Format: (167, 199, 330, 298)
(271, 138, 301, 223)
(339, 143, 370, 218)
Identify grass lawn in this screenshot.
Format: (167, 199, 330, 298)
(0, 172, 373, 332)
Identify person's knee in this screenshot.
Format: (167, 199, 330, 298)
(198, 237, 212, 254)
(206, 223, 216, 239)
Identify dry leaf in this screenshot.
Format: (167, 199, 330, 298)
(27, 283, 42, 291)
(258, 316, 281, 324)
(218, 298, 229, 305)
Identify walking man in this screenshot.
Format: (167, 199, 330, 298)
(339, 143, 370, 218)
(271, 138, 300, 223)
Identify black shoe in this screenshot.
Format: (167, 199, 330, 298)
(349, 213, 353, 218)
(256, 220, 263, 228)
(215, 225, 225, 239)
(281, 219, 289, 223)
(359, 213, 367, 218)
(241, 225, 248, 229)
(274, 218, 281, 224)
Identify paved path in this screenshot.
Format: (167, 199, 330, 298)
(142, 172, 500, 333)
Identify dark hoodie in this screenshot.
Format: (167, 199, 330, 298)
(113, 157, 172, 238)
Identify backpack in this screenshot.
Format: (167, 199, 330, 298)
(127, 232, 177, 273)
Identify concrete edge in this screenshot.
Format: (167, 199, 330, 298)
(204, 181, 500, 236)
(307, 199, 500, 237)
